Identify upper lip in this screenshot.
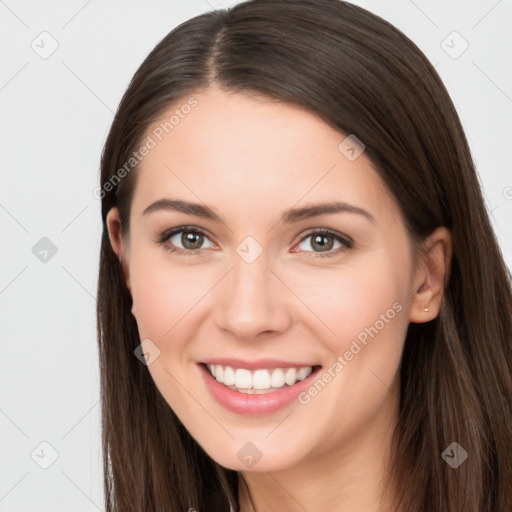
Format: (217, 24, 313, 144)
(200, 358, 321, 370)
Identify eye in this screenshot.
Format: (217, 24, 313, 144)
(156, 226, 353, 258)
(156, 226, 215, 255)
(293, 229, 353, 258)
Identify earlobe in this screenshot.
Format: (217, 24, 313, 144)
(106, 207, 132, 293)
(409, 226, 452, 323)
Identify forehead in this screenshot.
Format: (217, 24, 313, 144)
(131, 88, 399, 227)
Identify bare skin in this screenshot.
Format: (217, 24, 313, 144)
(106, 86, 452, 512)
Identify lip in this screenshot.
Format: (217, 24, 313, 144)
(198, 362, 321, 416)
(200, 358, 319, 370)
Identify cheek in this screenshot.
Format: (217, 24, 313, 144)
(129, 251, 205, 344)
(289, 255, 408, 351)
(287, 259, 409, 445)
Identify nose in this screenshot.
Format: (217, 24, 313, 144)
(214, 250, 292, 341)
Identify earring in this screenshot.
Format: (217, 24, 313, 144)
(424, 307, 429, 312)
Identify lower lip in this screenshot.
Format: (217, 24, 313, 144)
(198, 363, 321, 416)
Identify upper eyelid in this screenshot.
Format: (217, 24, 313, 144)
(160, 225, 211, 239)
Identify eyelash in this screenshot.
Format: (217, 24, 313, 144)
(155, 226, 354, 259)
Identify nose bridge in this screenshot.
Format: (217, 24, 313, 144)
(214, 240, 291, 338)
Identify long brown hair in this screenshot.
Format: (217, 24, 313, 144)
(96, 1, 512, 510)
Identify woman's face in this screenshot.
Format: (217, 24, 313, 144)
(107, 87, 435, 472)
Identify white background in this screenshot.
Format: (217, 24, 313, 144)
(0, 0, 511, 510)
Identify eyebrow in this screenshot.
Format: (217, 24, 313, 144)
(142, 198, 375, 224)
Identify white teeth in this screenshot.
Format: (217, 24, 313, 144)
(235, 369, 252, 389)
(206, 364, 315, 393)
(252, 369, 271, 390)
(297, 367, 312, 380)
(284, 368, 297, 386)
(236, 387, 281, 394)
(270, 368, 285, 387)
(223, 366, 235, 386)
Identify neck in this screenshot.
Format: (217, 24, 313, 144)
(238, 384, 400, 512)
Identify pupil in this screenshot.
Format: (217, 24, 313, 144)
(183, 232, 202, 249)
(313, 234, 333, 252)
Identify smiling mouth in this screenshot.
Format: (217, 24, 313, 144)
(202, 363, 322, 394)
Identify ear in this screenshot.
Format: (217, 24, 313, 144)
(409, 226, 452, 323)
(106, 207, 131, 293)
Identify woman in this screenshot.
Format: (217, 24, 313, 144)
(96, 0, 512, 510)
